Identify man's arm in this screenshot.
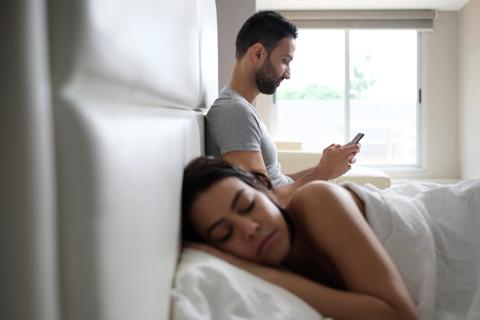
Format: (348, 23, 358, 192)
(220, 151, 320, 206)
(285, 144, 360, 181)
(284, 168, 311, 181)
(222, 144, 360, 206)
(222, 150, 297, 205)
(222, 144, 359, 182)
(277, 144, 360, 204)
(222, 150, 268, 176)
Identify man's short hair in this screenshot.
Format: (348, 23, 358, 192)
(235, 10, 298, 59)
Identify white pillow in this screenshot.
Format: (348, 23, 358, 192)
(171, 248, 328, 320)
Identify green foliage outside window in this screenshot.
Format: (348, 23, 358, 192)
(277, 84, 342, 100)
(278, 55, 375, 101)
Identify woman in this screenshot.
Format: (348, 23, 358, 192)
(181, 156, 480, 320)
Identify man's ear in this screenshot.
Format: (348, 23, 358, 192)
(250, 43, 267, 64)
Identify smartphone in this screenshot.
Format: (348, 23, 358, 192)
(344, 133, 364, 146)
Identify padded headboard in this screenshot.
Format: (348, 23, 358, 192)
(0, 0, 217, 320)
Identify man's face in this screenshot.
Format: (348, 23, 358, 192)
(255, 37, 295, 95)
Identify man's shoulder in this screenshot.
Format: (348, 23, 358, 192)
(208, 94, 254, 118)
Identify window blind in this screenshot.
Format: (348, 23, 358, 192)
(279, 10, 437, 31)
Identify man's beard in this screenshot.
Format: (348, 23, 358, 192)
(255, 58, 283, 95)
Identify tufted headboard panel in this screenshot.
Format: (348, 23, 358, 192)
(48, 0, 217, 111)
(56, 101, 204, 320)
(0, 0, 217, 319)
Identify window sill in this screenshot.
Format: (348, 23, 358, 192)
(277, 150, 459, 182)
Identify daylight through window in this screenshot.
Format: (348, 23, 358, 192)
(275, 29, 421, 166)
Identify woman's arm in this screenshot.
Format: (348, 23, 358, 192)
(287, 181, 417, 320)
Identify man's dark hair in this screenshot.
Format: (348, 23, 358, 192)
(235, 10, 298, 59)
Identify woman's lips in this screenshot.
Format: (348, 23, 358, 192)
(257, 231, 277, 256)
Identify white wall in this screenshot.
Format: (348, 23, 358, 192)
(459, 0, 480, 179)
(215, 0, 256, 90)
(422, 11, 460, 179)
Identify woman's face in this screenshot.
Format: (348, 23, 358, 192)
(190, 177, 291, 265)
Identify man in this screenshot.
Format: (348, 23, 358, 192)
(206, 10, 360, 204)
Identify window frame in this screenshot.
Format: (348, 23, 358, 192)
(257, 28, 426, 170)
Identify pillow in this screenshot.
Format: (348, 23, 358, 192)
(170, 248, 328, 320)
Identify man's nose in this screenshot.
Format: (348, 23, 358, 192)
(284, 67, 291, 80)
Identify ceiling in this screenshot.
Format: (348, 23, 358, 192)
(256, 0, 470, 11)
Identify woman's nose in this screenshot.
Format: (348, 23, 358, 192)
(238, 218, 260, 241)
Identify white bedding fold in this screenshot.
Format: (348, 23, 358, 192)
(344, 179, 480, 320)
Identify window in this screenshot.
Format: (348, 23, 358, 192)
(274, 28, 422, 167)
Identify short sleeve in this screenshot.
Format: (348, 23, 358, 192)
(206, 102, 262, 155)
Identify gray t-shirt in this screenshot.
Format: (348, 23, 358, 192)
(205, 86, 293, 186)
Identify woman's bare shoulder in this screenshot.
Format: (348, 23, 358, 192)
(288, 180, 364, 224)
(290, 181, 344, 207)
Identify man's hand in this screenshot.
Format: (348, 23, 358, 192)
(314, 143, 361, 180)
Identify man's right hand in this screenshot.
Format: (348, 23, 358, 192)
(313, 143, 361, 180)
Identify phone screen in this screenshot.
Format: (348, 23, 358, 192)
(345, 133, 364, 146)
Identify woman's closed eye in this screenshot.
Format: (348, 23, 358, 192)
(210, 222, 233, 243)
(208, 199, 255, 243)
(239, 199, 255, 214)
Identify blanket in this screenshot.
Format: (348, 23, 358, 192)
(344, 179, 480, 320)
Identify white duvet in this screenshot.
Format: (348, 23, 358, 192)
(345, 179, 480, 320)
